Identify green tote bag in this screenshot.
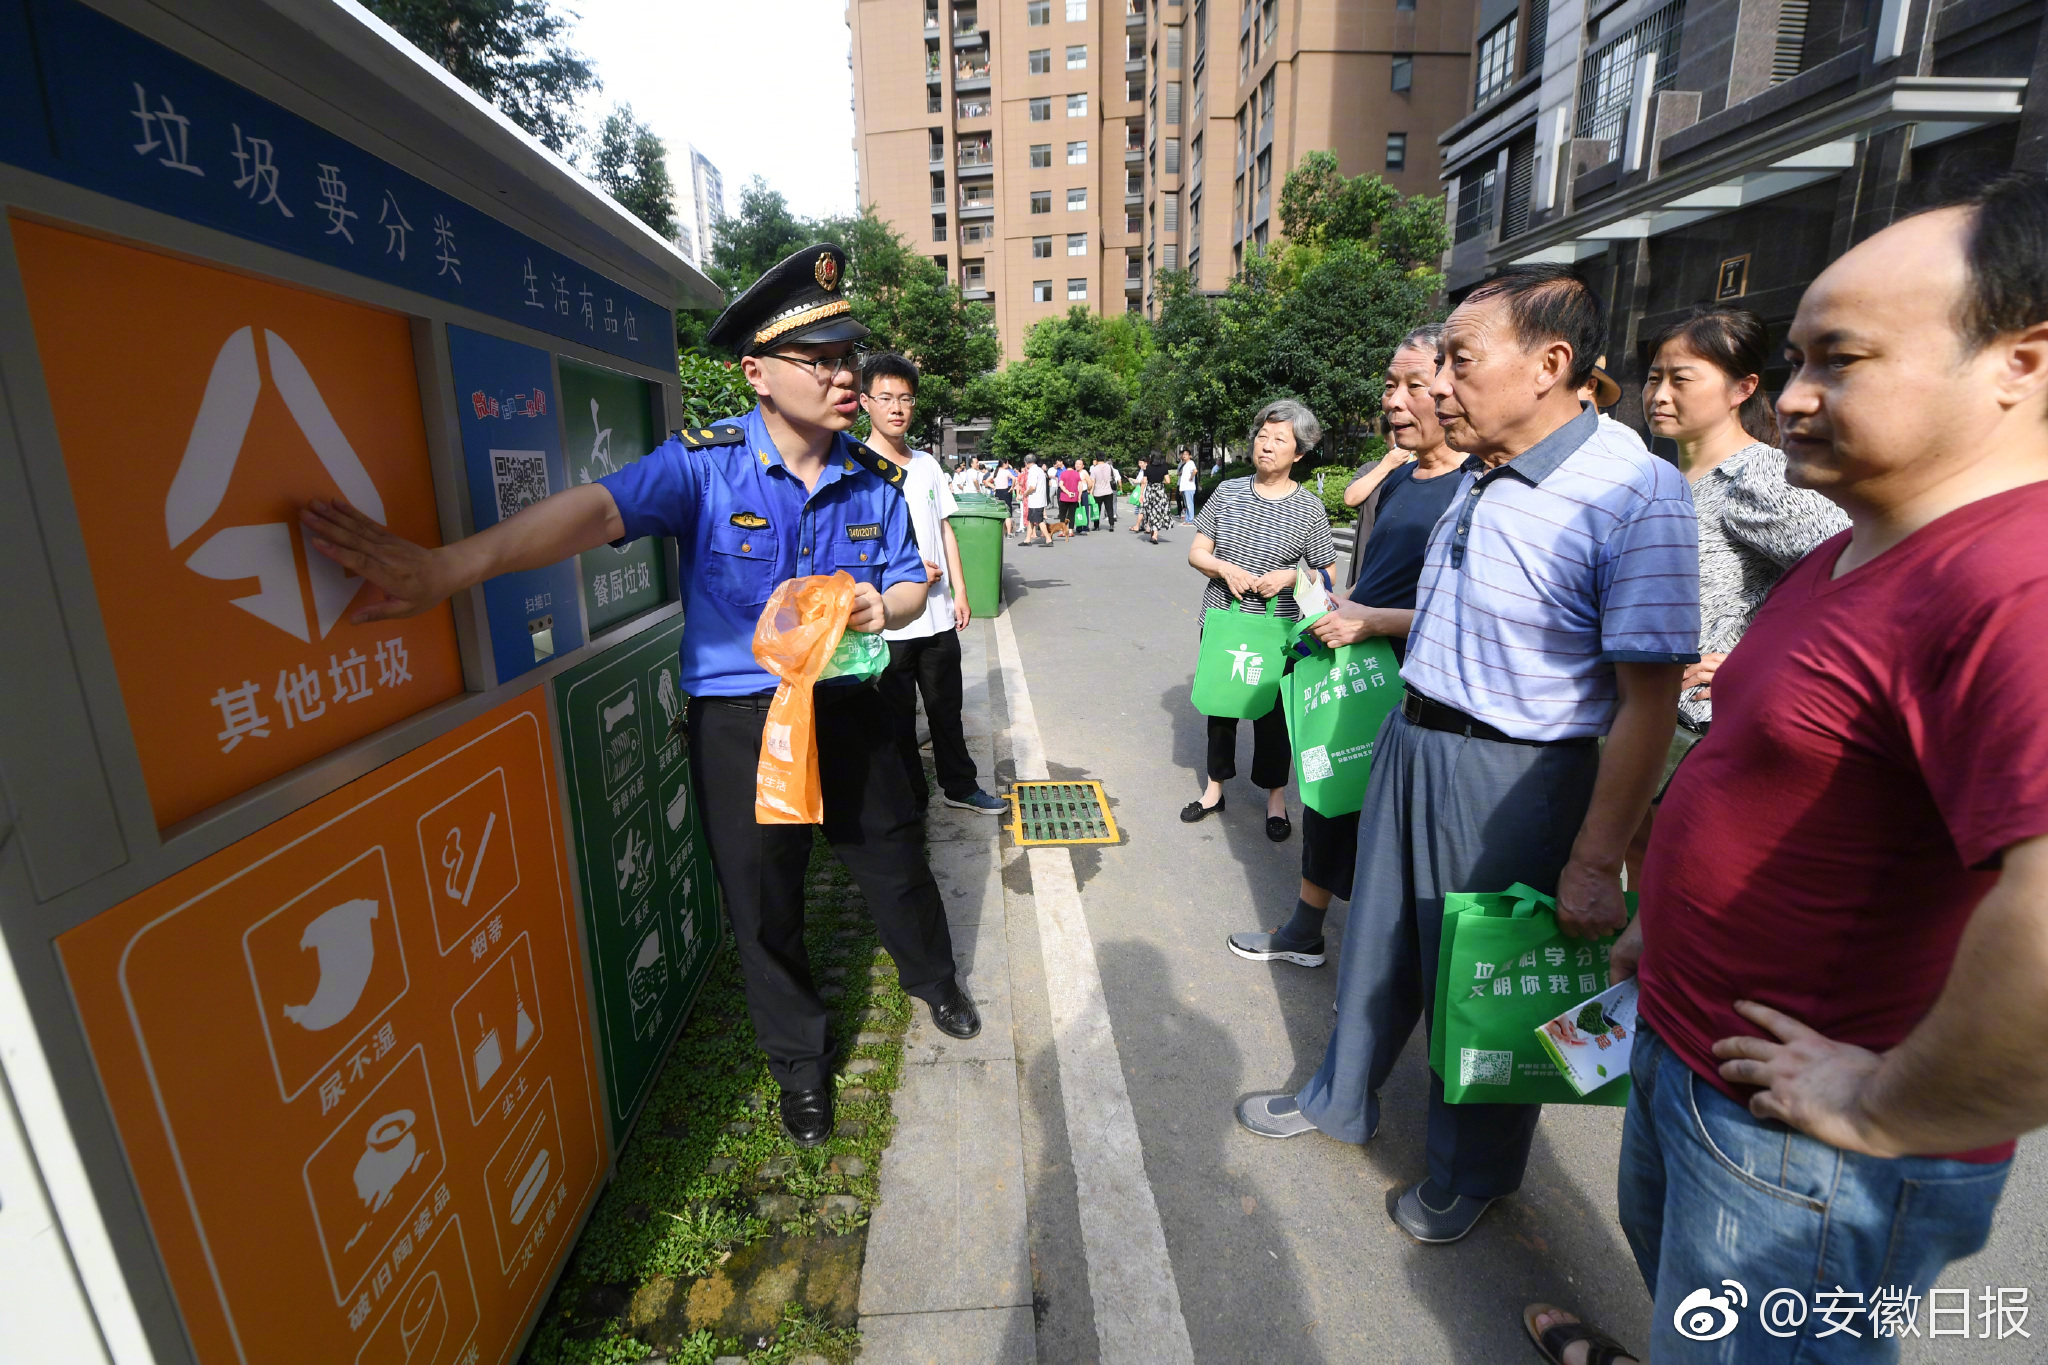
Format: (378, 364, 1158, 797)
(1283, 634, 1403, 817)
(1428, 883, 1636, 1107)
(1189, 597, 1291, 719)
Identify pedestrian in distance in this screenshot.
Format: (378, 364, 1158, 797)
(859, 351, 1008, 821)
(992, 458, 1018, 536)
(1227, 325, 1467, 969)
(1090, 454, 1121, 531)
(1620, 305, 1846, 887)
(948, 458, 982, 497)
(1178, 447, 1199, 523)
(1056, 458, 1083, 535)
(1234, 265, 1700, 1251)
(1021, 454, 1052, 546)
(298, 245, 982, 1153)
(1181, 399, 1337, 840)
(1531, 171, 2048, 1365)
(1139, 453, 1176, 543)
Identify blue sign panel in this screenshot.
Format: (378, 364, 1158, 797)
(3, 0, 674, 371)
(446, 325, 585, 681)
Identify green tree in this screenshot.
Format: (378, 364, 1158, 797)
(675, 352, 758, 427)
(707, 177, 811, 298)
(980, 307, 1156, 463)
(589, 104, 676, 239)
(362, 0, 596, 156)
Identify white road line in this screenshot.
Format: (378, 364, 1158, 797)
(993, 610, 1196, 1365)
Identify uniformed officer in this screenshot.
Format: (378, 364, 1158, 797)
(300, 244, 981, 1148)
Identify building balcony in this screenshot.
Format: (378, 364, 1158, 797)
(958, 149, 996, 172)
(1126, 7, 1146, 29)
(955, 64, 991, 87)
(957, 195, 997, 218)
(956, 98, 993, 120)
(963, 286, 991, 301)
(953, 25, 984, 47)
(1126, 57, 1146, 75)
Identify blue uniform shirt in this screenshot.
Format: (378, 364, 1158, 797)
(599, 406, 925, 696)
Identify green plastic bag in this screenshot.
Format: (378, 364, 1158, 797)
(1428, 883, 1636, 1107)
(1189, 597, 1290, 719)
(819, 628, 888, 682)
(1282, 634, 1402, 817)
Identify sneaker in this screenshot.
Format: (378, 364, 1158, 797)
(942, 789, 1007, 815)
(1235, 1092, 1319, 1139)
(1226, 929, 1325, 967)
(1387, 1178, 1496, 1244)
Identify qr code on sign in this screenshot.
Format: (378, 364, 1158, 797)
(1300, 745, 1333, 783)
(1460, 1048, 1513, 1086)
(492, 449, 551, 522)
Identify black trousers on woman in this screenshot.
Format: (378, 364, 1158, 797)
(1205, 691, 1290, 788)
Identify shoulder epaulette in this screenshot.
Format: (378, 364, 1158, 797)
(844, 438, 908, 491)
(673, 422, 746, 449)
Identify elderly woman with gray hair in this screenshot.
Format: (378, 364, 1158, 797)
(1181, 398, 1338, 839)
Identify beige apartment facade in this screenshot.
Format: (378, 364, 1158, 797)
(851, 0, 1473, 359)
(850, 0, 1148, 361)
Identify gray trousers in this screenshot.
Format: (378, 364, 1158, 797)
(1295, 710, 1599, 1198)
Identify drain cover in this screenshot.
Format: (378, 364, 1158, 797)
(1007, 780, 1119, 846)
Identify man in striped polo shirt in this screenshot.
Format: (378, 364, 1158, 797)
(1236, 265, 1698, 1245)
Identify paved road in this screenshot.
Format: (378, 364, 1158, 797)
(990, 516, 2047, 1364)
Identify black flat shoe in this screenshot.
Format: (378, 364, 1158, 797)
(928, 981, 982, 1039)
(1180, 795, 1224, 823)
(1266, 814, 1292, 842)
(779, 1087, 833, 1148)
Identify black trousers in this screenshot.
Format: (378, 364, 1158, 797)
(880, 628, 979, 804)
(687, 686, 959, 1093)
(1206, 691, 1290, 788)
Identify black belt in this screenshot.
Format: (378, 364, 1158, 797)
(1401, 688, 1598, 748)
(698, 680, 878, 713)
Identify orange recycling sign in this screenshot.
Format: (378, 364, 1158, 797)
(60, 690, 604, 1365)
(11, 218, 463, 828)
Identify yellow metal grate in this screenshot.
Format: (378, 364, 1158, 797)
(1006, 780, 1119, 846)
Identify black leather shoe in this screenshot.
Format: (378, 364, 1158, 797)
(927, 981, 982, 1039)
(1180, 795, 1224, 823)
(1266, 814, 1292, 842)
(779, 1088, 833, 1148)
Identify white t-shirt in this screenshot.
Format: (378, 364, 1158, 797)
(883, 450, 959, 641)
(950, 465, 980, 494)
(1178, 459, 1197, 491)
(1025, 465, 1048, 508)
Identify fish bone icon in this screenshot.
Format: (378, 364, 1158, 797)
(165, 327, 386, 640)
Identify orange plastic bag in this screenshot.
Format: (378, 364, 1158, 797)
(750, 571, 858, 824)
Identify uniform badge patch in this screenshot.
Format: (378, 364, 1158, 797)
(845, 522, 882, 541)
(729, 512, 770, 530)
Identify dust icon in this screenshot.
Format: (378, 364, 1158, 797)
(283, 897, 380, 1032)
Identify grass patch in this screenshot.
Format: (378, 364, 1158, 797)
(524, 831, 911, 1364)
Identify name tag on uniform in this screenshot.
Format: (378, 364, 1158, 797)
(846, 522, 882, 541)
(729, 511, 770, 530)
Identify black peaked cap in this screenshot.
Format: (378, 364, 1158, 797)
(705, 244, 871, 355)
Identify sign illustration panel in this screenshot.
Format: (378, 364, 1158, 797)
(558, 358, 666, 634)
(59, 691, 604, 1365)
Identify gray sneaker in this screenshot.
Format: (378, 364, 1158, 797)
(1235, 1092, 1319, 1139)
(1387, 1178, 1496, 1244)
(1227, 929, 1326, 967)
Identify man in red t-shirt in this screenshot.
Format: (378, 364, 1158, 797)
(1526, 175, 2048, 1365)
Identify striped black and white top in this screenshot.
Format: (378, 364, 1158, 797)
(1193, 476, 1337, 621)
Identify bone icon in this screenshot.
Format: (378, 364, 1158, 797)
(602, 692, 635, 732)
(283, 898, 379, 1032)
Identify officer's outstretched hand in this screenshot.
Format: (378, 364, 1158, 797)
(847, 581, 889, 634)
(302, 498, 457, 624)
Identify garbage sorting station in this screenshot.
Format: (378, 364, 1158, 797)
(0, 1, 727, 1361)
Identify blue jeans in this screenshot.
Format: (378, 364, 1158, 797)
(1182, 490, 1195, 521)
(1618, 1022, 2011, 1362)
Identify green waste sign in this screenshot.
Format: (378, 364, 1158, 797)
(560, 356, 668, 633)
(552, 613, 721, 1142)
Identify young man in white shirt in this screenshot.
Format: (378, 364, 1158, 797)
(1178, 449, 1198, 522)
(1021, 454, 1052, 546)
(991, 459, 1018, 535)
(860, 353, 1005, 815)
(1089, 455, 1121, 531)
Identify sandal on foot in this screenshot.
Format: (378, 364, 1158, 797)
(1522, 1304, 1636, 1365)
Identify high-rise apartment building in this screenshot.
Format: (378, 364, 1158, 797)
(1148, 0, 1473, 306)
(688, 147, 726, 275)
(851, 0, 1146, 359)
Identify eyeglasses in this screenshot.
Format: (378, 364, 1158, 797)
(764, 346, 869, 381)
(862, 393, 916, 410)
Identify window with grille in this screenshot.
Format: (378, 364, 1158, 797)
(1069, 140, 1089, 163)
(1128, 168, 1144, 194)
(1385, 132, 1407, 171)
(1392, 54, 1412, 92)
(1163, 243, 1179, 270)
(1031, 96, 1052, 120)
(1068, 278, 1089, 299)
(1454, 165, 1496, 242)
(1034, 279, 1054, 301)
(1474, 16, 1518, 106)
(1500, 131, 1535, 239)
(964, 261, 985, 287)
(934, 219, 948, 241)
(964, 221, 992, 243)
(1127, 210, 1142, 232)
(1033, 235, 1053, 256)
(1030, 48, 1051, 73)
(1166, 82, 1182, 124)
(1068, 186, 1089, 210)
(1068, 44, 1088, 68)
(1164, 139, 1181, 173)
(1163, 192, 1179, 231)
(1032, 191, 1053, 213)
(1167, 26, 1183, 68)
(1524, 0, 1549, 81)
(1575, 2, 1685, 147)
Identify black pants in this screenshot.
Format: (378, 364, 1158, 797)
(1100, 489, 1117, 528)
(880, 628, 978, 804)
(687, 686, 959, 1093)
(1300, 805, 1361, 897)
(1206, 692, 1290, 788)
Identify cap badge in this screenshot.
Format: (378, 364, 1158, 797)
(815, 254, 841, 292)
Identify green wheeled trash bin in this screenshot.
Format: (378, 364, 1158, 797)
(947, 495, 1009, 619)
